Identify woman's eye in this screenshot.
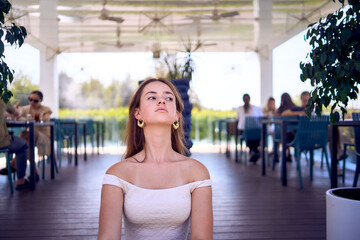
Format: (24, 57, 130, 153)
(148, 96, 156, 100)
(165, 97, 173, 101)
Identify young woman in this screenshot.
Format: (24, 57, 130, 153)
(18, 90, 52, 157)
(98, 78, 213, 240)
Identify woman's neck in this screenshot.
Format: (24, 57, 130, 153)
(142, 125, 174, 163)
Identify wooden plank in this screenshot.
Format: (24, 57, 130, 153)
(0, 147, 353, 239)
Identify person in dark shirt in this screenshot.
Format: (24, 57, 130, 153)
(0, 100, 30, 190)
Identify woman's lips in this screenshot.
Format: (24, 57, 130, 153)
(155, 108, 168, 112)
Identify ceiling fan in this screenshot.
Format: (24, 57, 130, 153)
(138, 12, 172, 34)
(180, 21, 217, 53)
(97, 24, 134, 49)
(285, 0, 331, 33)
(99, 0, 124, 24)
(187, 0, 239, 22)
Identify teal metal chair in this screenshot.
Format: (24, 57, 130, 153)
(240, 116, 263, 166)
(78, 119, 96, 153)
(271, 116, 299, 171)
(51, 118, 76, 167)
(287, 116, 330, 189)
(0, 148, 14, 194)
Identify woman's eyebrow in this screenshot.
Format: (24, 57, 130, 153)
(145, 91, 174, 96)
(163, 91, 174, 96)
(145, 91, 157, 95)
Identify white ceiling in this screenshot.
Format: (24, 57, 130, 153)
(9, 0, 343, 54)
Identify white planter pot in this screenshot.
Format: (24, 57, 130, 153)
(326, 187, 360, 240)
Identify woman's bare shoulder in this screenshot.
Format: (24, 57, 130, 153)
(179, 157, 210, 182)
(105, 157, 140, 180)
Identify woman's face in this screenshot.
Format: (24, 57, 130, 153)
(135, 81, 179, 127)
(268, 100, 275, 110)
(28, 93, 41, 109)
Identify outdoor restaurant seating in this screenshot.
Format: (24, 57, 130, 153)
(287, 115, 330, 189)
(347, 112, 360, 187)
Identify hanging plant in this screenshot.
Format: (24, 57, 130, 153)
(0, 0, 27, 103)
(299, 0, 360, 123)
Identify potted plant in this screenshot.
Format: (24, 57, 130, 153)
(160, 41, 198, 155)
(299, 0, 360, 123)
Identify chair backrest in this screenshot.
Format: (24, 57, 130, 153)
(353, 112, 360, 154)
(59, 119, 76, 138)
(85, 119, 95, 135)
(226, 119, 237, 136)
(273, 116, 299, 141)
(244, 116, 262, 141)
(50, 118, 62, 141)
(293, 116, 329, 150)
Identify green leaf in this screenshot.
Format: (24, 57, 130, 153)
(0, 41, 4, 56)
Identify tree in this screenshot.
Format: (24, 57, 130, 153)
(0, 0, 27, 102)
(8, 71, 38, 105)
(300, 0, 360, 123)
(80, 78, 105, 109)
(59, 72, 73, 109)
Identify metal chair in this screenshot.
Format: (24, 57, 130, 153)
(287, 116, 330, 189)
(240, 116, 263, 166)
(271, 116, 299, 171)
(0, 148, 14, 194)
(342, 112, 360, 187)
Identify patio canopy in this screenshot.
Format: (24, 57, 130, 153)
(9, 0, 343, 115)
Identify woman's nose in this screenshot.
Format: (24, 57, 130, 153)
(157, 98, 165, 105)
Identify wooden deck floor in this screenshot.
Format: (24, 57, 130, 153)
(0, 145, 355, 240)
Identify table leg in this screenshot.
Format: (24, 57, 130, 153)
(218, 120, 222, 153)
(75, 123, 78, 166)
(330, 124, 338, 188)
(101, 122, 105, 149)
(83, 124, 87, 161)
(235, 129, 238, 163)
(50, 125, 55, 179)
(29, 122, 35, 190)
(281, 122, 287, 186)
(96, 121, 100, 155)
(261, 123, 266, 176)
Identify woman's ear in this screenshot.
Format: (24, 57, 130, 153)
(134, 108, 141, 120)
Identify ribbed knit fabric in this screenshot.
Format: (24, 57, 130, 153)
(102, 174, 211, 240)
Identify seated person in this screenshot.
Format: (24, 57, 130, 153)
(236, 93, 263, 162)
(277, 92, 305, 117)
(277, 92, 305, 161)
(0, 100, 30, 190)
(17, 91, 52, 157)
(262, 97, 277, 118)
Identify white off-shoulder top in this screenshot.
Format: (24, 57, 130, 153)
(102, 174, 212, 240)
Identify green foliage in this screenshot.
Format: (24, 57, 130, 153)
(8, 71, 38, 105)
(0, 0, 27, 103)
(300, 0, 360, 123)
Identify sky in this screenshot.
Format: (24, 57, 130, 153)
(2, 30, 332, 111)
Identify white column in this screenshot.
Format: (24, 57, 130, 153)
(39, 0, 59, 116)
(254, 0, 273, 107)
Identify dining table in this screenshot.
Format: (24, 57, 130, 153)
(330, 120, 360, 188)
(6, 120, 55, 190)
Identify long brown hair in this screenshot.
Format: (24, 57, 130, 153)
(123, 78, 186, 159)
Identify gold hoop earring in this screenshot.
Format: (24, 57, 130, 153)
(173, 120, 179, 130)
(137, 119, 144, 128)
